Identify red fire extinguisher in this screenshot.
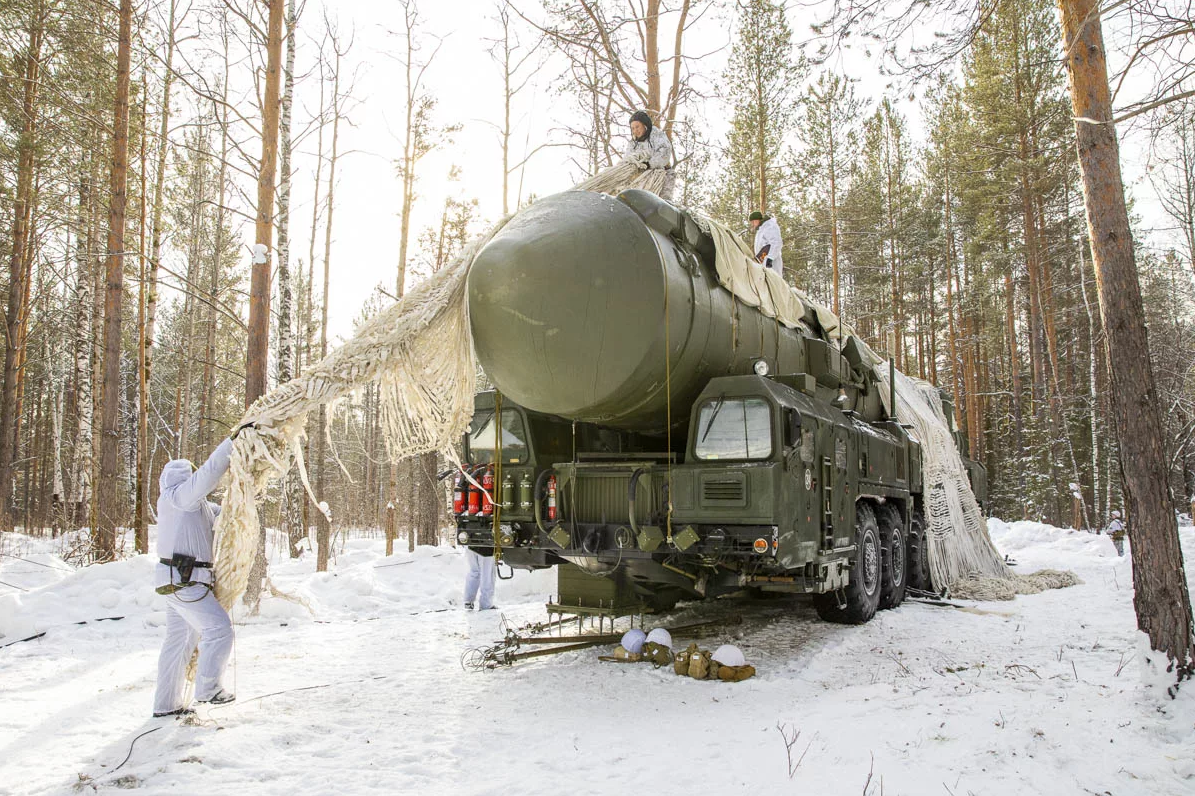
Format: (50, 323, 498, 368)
(480, 465, 495, 517)
(452, 470, 465, 515)
(547, 474, 558, 522)
(466, 465, 482, 516)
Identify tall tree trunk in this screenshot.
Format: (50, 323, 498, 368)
(1059, 0, 1195, 684)
(499, 10, 512, 216)
(139, 0, 178, 540)
(70, 153, 94, 528)
(51, 335, 65, 535)
(644, 0, 661, 114)
(201, 58, 230, 457)
(883, 110, 902, 370)
(829, 122, 840, 316)
(177, 157, 205, 458)
(298, 66, 326, 555)
(391, 15, 418, 557)
(0, 4, 46, 531)
(755, 65, 767, 211)
(1078, 240, 1102, 522)
(315, 48, 342, 574)
(199, 115, 225, 457)
(242, 0, 285, 604)
(135, 70, 149, 553)
(945, 194, 963, 417)
(246, 0, 285, 407)
(278, 0, 304, 558)
(928, 256, 938, 384)
(96, 0, 134, 559)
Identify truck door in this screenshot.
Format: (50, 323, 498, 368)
(831, 426, 852, 548)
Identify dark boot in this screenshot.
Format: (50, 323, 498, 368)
(152, 707, 196, 718)
(198, 688, 235, 705)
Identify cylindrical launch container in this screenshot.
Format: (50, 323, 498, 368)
(468, 189, 867, 434)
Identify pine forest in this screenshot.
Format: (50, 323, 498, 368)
(0, 0, 1192, 564)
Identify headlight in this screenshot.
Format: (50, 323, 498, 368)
(753, 359, 770, 376)
(457, 531, 469, 545)
(498, 530, 515, 547)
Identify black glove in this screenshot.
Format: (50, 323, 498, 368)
(231, 422, 258, 440)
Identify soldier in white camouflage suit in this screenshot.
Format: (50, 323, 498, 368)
(1106, 510, 1126, 557)
(623, 110, 675, 200)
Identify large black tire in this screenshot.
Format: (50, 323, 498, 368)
(877, 505, 907, 610)
(815, 503, 882, 624)
(906, 511, 932, 592)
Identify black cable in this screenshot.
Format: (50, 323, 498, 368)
(113, 727, 162, 772)
(208, 675, 388, 713)
(0, 553, 76, 572)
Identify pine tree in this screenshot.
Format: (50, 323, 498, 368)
(801, 72, 861, 316)
(717, 0, 801, 215)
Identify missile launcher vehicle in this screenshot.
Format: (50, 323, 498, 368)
(455, 189, 986, 624)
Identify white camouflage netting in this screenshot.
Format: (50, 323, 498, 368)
(873, 364, 1077, 599)
(210, 165, 671, 613)
(210, 162, 1070, 618)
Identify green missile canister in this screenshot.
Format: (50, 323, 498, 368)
(468, 189, 880, 434)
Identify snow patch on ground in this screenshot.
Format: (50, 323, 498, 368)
(1, 520, 1193, 795)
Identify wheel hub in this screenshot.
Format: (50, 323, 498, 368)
(864, 534, 879, 592)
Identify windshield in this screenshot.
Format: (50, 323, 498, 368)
(467, 409, 529, 464)
(694, 398, 773, 460)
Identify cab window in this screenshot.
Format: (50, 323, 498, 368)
(467, 410, 529, 464)
(694, 398, 773, 460)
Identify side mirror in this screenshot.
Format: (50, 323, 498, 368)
(785, 409, 802, 448)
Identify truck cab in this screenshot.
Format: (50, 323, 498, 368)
(454, 373, 929, 618)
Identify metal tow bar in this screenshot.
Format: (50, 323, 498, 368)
(460, 615, 742, 671)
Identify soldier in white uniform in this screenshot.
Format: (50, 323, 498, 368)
(152, 434, 244, 717)
(623, 110, 675, 200)
(749, 211, 784, 277)
(1105, 510, 1126, 557)
(462, 546, 496, 610)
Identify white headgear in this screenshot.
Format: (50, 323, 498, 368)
(620, 628, 647, 654)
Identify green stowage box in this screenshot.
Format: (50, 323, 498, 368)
(555, 563, 640, 612)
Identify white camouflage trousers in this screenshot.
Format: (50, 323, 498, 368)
(463, 548, 496, 610)
(153, 584, 233, 713)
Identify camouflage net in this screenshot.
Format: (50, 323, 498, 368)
(949, 569, 1082, 601)
(210, 165, 667, 613)
(572, 160, 671, 195)
(210, 221, 506, 611)
(873, 366, 1077, 600)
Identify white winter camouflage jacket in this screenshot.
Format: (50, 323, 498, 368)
(154, 438, 232, 588)
(622, 127, 673, 170)
(753, 217, 784, 277)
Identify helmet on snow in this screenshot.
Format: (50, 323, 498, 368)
(711, 644, 746, 667)
(620, 628, 647, 654)
(645, 628, 672, 650)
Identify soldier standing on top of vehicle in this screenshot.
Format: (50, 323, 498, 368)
(1106, 510, 1127, 556)
(622, 110, 675, 201)
(151, 424, 252, 718)
(749, 211, 783, 277)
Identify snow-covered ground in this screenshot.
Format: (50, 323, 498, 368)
(1, 520, 1193, 795)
